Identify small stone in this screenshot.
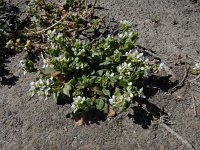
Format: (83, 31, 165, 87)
(108, 108, 116, 117)
(74, 117, 85, 126)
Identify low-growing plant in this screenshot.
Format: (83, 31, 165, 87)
(20, 19, 161, 117)
(26, 0, 101, 36)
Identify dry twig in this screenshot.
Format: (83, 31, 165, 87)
(137, 45, 162, 61)
(25, 14, 69, 36)
(188, 55, 200, 63)
(191, 92, 197, 117)
(170, 63, 190, 93)
(160, 123, 196, 150)
(188, 74, 200, 83)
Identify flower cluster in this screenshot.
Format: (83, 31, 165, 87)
(18, 59, 36, 75)
(117, 62, 133, 76)
(120, 20, 131, 31)
(71, 96, 93, 113)
(5, 39, 22, 51)
(109, 85, 145, 111)
(118, 32, 134, 39)
(125, 49, 144, 62)
(29, 77, 54, 99)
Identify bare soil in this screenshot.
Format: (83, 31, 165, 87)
(1, 0, 200, 150)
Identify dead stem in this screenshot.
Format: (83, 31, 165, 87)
(160, 123, 196, 150)
(188, 74, 200, 83)
(25, 14, 69, 36)
(170, 63, 190, 93)
(191, 92, 197, 117)
(137, 45, 162, 61)
(188, 55, 200, 63)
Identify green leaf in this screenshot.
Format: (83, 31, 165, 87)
(102, 88, 110, 96)
(95, 77, 102, 84)
(92, 52, 99, 57)
(102, 102, 108, 114)
(99, 61, 111, 66)
(110, 77, 117, 83)
(119, 80, 127, 86)
(97, 70, 104, 76)
(63, 82, 72, 97)
(113, 52, 122, 62)
(82, 75, 87, 82)
(96, 99, 105, 110)
(85, 28, 95, 33)
(114, 88, 122, 97)
(46, 48, 60, 57)
(43, 67, 55, 75)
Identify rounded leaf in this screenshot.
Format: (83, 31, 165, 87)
(63, 82, 72, 97)
(95, 99, 105, 110)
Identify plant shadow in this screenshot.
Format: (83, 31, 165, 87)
(70, 110, 107, 125)
(125, 45, 179, 128)
(128, 99, 166, 129)
(0, 58, 19, 86)
(127, 66, 178, 129)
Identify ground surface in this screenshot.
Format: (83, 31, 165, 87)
(0, 0, 200, 150)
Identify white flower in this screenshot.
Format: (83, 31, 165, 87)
(37, 90, 44, 96)
(44, 87, 51, 96)
(120, 20, 131, 26)
(71, 96, 88, 112)
(159, 62, 165, 70)
(128, 63, 131, 67)
(71, 104, 76, 110)
(80, 63, 84, 69)
(145, 58, 149, 62)
(109, 95, 115, 104)
(81, 97, 86, 103)
(130, 93, 133, 98)
(41, 52, 49, 68)
(129, 32, 133, 37)
(47, 29, 57, 41)
(30, 81, 35, 86)
(56, 33, 63, 41)
(46, 79, 50, 86)
(38, 79, 44, 85)
(138, 87, 146, 98)
(193, 63, 200, 72)
(128, 82, 132, 86)
(118, 66, 122, 71)
(110, 73, 114, 77)
(118, 33, 123, 38)
(30, 85, 35, 91)
(139, 87, 143, 92)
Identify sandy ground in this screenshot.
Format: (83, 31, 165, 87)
(0, 0, 200, 149)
